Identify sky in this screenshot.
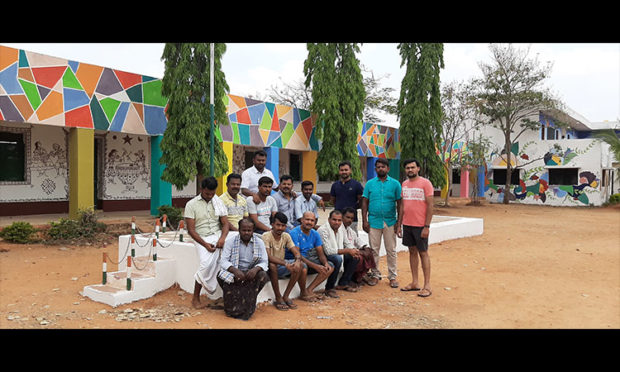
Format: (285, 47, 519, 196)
(4, 42, 619, 126)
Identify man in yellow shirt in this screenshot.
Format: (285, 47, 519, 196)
(219, 173, 249, 231)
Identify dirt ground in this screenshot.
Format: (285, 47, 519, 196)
(1, 200, 618, 330)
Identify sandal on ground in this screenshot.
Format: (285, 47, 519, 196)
(389, 279, 399, 288)
(335, 285, 358, 292)
(324, 289, 339, 298)
(362, 275, 379, 286)
(273, 300, 289, 311)
(284, 299, 298, 309)
(418, 289, 432, 297)
(400, 284, 421, 292)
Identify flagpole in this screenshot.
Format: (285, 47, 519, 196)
(209, 43, 215, 177)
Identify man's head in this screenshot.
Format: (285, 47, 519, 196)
(328, 209, 343, 231)
(258, 176, 274, 196)
(226, 173, 242, 197)
(253, 150, 267, 171)
(342, 207, 356, 228)
(279, 175, 294, 195)
(270, 212, 288, 236)
(238, 218, 255, 242)
(200, 177, 218, 202)
(301, 180, 314, 200)
(338, 161, 352, 181)
(403, 158, 421, 179)
(375, 158, 390, 178)
(300, 211, 316, 231)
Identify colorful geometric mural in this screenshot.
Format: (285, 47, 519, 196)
(1, 46, 400, 159)
(0, 46, 168, 136)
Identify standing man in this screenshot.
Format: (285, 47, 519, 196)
(317, 209, 361, 297)
(246, 176, 278, 234)
(262, 212, 305, 310)
(241, 150, 279, 204)
(397, 159, 434, 298)
(273, 174, 323, 232)
(184, 177, 230, 309)
(288, 211, 334, 301)
(294, 180, 319, 227)
(219, 173, 249, 232)
(330, 161, 364, 231)
(217, 218, 269, 320)
(361, 158, 402, 289)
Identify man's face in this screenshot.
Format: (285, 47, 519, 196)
(342, 212, 355, 227)
(301, 213, 316, 230)
(253, 154, 266, 171)
(200, 188, 216, 203)
(259, 182, 273, 196)
(302, 185, 313, 199)
(239, 222, 254, 242)
(271, 219, 287, 236)
(328, 213, 343, 231)
(405, 162, 420, 178)
(339, 165, 352, 180)
(375, 162, 389, 177)
(227, 178, 241, 196)
(279, 179, 293, 194)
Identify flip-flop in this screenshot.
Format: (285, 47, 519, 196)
(284, 299, 298, 309)
(325, 289, 340, 298)
(400, 286, 421, 292)
(273, 301, 289, 311)
(389, 280, 399, 288)
(418, 289, 432, 297)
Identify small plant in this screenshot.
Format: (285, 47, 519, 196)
(157, 205, 184, 229)
(0, 221, 37, 244)
(45, 208, 106, 242)
(609, 193, 620, 205)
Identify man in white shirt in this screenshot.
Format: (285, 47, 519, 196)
(241, 150, 278, 204)
(246, 176, 278, 234)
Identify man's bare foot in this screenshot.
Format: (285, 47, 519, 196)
(192, 298, 208, 309)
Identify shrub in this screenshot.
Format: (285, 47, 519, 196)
(0, 221, 37, 243)
(157, 205, 184, 229)
(609, 193, 620, 205)
(46, 208, 106, 242)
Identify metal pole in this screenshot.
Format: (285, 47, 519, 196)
(209, 43, 215, 177)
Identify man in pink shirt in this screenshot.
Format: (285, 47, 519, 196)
(396, 159, 434, 297)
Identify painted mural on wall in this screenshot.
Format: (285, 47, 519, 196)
(484, 140, 600, 205)
(102, 134, 150, 199)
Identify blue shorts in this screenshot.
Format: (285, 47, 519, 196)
(275, 259, 307, 278)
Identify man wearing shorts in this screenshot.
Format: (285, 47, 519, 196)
(397, 159, 434, 298)
(262, 212, 305, 310)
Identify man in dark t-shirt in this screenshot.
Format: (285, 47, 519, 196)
(330, 161, 364, 231)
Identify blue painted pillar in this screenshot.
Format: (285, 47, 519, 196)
(366, 157, 378, 181)
(151, 135, 172, 215)
(264, 147, 279, 186)
(477, 165, 486, 197)
(388, 158, 400, 180)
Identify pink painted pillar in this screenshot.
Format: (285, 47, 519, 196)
(460, 167, 470, 198)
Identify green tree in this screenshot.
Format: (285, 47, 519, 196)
(397, 43, 445, 188)
(159, 43, 230, 189)
(304, 43, 365, 181)
(471, 43, 564, 204)
(593, 128, 620, 161)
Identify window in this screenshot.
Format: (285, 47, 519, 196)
(493, 168, 520, 185)
(548, 168, 578, 185)
(452, 168, 460, 184)
(289, 153, 301, 181)
(0, 131, 26, 182)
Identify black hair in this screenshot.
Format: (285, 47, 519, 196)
(226, 173, 242, 184)
(301, 180, 314, 189)
(270, 211, 288, 225)
(375, 158, 390, 167)
(258, 176, 274, 186)
(201, 176, 218, 190)
(342, 207, 357, 216)
(238, 217, 255, 229)
(329, 209, 343, 219)
(338, 161, 352, 169)
(280, 174, 293, 183)
(403, 158, 420, 168)
(253, 150, 267, 158)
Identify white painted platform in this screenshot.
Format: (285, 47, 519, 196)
(81, 215, 482, 307)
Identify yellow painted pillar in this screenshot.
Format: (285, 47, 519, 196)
(68, 128, 94, 219)
(216, 141, 234, 195)
(302, 150, 318, 191)
(440, 166, 449, 199)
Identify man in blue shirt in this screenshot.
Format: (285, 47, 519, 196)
(294, 180, 319, 227)
(288, 211, 334, 301)
(330, 161, 364, 231)
(361, 158, 402, 288)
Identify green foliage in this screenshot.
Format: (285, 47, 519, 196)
(397, 43, 445, 187)
(46, 208, 106, 242)
(304, 43, 364, 181)
(160, 43, 230, 189)
(609, 193, 620, 205)
(157, 204, 184, 228)
(593, 129, 620, 161)
(0, 221, 37, 244)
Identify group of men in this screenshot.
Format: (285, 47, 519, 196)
(184, 150, 434, 321)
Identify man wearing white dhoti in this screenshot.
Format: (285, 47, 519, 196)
(184, 176, 230, 309)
